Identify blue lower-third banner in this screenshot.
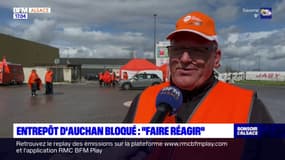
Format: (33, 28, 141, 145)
(13, 123, 285, 139)
(234, 124, 285, 138)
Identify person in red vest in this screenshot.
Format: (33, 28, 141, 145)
(103, 69, 112, 87)
(28, 69, 42, 96)
(111, 72, 117, 87)
(2, 56, 10, 73)
(123, 71, 128, 80)
(98, 72, 103, 87)
(45, 68, 54, 95)
(100, 11, 283, 160)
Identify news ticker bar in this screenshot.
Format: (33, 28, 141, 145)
(13, 123, 285, 139)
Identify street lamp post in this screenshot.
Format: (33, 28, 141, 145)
(54, 58, 60, 82)
(153, 14, 157, 59)
(258, 55, 261, 71)
(238, 58, 240, 71)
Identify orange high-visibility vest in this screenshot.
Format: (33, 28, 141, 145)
(28, 71, 42, 89)
(133, 81, 255, 160)
(99, 73, 103, 80)
(45, 71, 53, 83)
(133, 81, 254, 123)
(28, 72, 39, 84)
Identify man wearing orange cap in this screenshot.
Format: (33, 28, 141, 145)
(113, 11, 282, 160)
(125, 11, 272, 126)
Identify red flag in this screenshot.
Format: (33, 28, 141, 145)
(2, 56, 10, 73)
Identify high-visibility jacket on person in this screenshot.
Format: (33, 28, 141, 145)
(103, 71, 111, 83)
(28, 71, 42, 89)
(28, 72, 38, 84)
(132, 81, 255, 160)
(133, 81, 254, 123)
(111, 73, 116, 81)
(123, 72, 128, 80)
(45, 70, 53, 83)
(99, 73, 103, 81)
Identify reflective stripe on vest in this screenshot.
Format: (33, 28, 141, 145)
(133, 81, 254, 123)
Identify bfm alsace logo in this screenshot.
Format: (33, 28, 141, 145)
(13, 7, 51, 20)
(13, 8, 28, 19)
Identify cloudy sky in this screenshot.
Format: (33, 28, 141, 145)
(0, 0, 285, 71)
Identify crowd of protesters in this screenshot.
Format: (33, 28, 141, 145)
(98, 69, 119, 87)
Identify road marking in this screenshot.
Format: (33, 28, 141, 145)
(123, 100, 132, 108)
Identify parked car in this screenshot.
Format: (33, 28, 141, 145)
(118, 73, 162, 90)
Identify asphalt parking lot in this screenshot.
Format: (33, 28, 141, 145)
(0, 82, 140, 137)
(0, 82, 284, 137)
(239, 84, 285, 123)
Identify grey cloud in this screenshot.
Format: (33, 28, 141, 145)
(2, 0, 284, 71)
(219, 25, 240, 37)
(251, 29, 285, 46)
(22, 19, 57, 44)
(220, 27, 285, 71)
(213, 5, 239, 22)
(266, 45, 285, 60)
(272, 0, 285, 21)
(61, 45, 132, 58)
(57, 27, 147, 49)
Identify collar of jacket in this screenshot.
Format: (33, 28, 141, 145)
(170, 73, 218, 103)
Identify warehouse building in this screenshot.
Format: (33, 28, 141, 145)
(58, 58, 155, 81)
(0, 33, 59, 67)
(0, 33, 156, 82)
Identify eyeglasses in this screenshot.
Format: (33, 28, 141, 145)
(167, 45, 217, 59)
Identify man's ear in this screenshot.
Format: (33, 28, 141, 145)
(214, 49, 221, 68)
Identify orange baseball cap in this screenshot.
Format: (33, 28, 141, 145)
(167, 11, 218, 42)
